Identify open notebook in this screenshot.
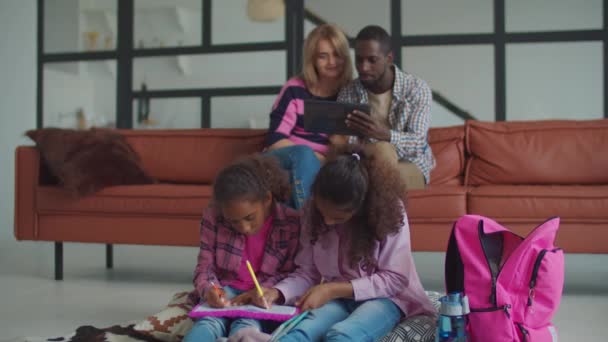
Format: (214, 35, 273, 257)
(189, 303, 299, 322)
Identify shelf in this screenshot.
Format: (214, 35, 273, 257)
(45, 60, 114, 78)
(76, 2, 198, 77)
(81, 4, 198, 43)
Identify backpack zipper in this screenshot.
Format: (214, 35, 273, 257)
(516, 323, 529, 342)
(478, 223, 501, 306)
(490, 275, 497, 305)
(528, 248, 563, 306)
(470, 304, 511, 319)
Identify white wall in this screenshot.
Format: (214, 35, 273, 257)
(212, 0, 284, 44)
(43, 67, 95, 128)
(131, 0, 287, 129)
(305, 0, 604, 127)
(306, 0, 390, 37)
(403, 45, 496, 127)
(402, 0, 493, 35)
(37, 0, 606, 130)
(0, 0, 37, 242)
(44, 0, 79, 53)
(506, 41, 603, 121)
(505, 0, 603, 32)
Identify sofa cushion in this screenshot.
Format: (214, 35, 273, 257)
(37, 183, 212, 216)
(428, 125, 465, 185)
(465, 119, 608, 185)
(468, 185, 608, 220)
(407, 186, 467, 251)
(407, 186, 467, 220)
(121, 129, 267, 184)
(26, 128, 155, 197)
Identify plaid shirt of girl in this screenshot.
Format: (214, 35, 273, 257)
(338, 65, 436, 183)
(188, 201, 300, 304)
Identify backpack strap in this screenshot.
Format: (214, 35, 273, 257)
(445, 223, 464, 293)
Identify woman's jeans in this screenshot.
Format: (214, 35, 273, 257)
(278, 298, 402, 342)
(183, 286, 275, 341)
(266, 145, 321, 209)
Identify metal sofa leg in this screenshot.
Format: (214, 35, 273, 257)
(55, 242, 63, 280)
(106, 244, 113, 269)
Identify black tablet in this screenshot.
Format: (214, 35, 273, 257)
(303, 99, 371, 135)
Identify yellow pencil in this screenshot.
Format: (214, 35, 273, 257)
(246, 260, 269, 309)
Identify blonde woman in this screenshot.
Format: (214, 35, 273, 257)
(266, 24, 353, 209)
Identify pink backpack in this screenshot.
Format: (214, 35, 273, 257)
(445, 215, 564, 341)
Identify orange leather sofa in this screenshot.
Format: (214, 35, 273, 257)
(14, 119, 608, 279)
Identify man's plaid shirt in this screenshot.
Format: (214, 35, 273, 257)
(338, 65, 436, 183)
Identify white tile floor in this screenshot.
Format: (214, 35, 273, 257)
(1, 240, 607, 341)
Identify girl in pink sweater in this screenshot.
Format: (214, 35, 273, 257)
(249, 145, 435, 341)
(184, 154, 300, 342)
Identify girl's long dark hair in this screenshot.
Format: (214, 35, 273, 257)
(310, 144, 407, 268)
(212, 154, 290, 206)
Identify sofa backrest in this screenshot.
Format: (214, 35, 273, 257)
(428, 125, 466, 185)
(121, 129, 267, 184)
(120, 127, 467, 186)
(465, 119, 608, 185)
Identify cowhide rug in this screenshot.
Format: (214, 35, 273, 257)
(16, 291, 442, 342)
(18, 291, 193, 342)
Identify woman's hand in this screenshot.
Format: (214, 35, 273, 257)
(204, 287, 229, 308)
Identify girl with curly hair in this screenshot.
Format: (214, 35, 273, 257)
(246, 144, 435, 341)
(184, 154, 300, 342)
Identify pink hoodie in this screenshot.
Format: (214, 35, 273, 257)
(274, 206, 436, 317)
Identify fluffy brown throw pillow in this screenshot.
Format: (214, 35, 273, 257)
(26, 128, 155, 197)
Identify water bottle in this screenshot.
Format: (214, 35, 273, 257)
(435, 292, 470, 342)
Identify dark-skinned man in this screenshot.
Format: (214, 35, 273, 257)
(335, 25, 435, 189)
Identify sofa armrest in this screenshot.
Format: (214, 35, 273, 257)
(14, 146, 41, 240)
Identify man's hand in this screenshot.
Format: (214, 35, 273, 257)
(295, 284, 336, 311)
(345, 110, 391, 141)
(204, 286, 229, 308)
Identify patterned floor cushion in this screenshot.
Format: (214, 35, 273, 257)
(380, 291, 442, 342)
(132, 291, 194, 341)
